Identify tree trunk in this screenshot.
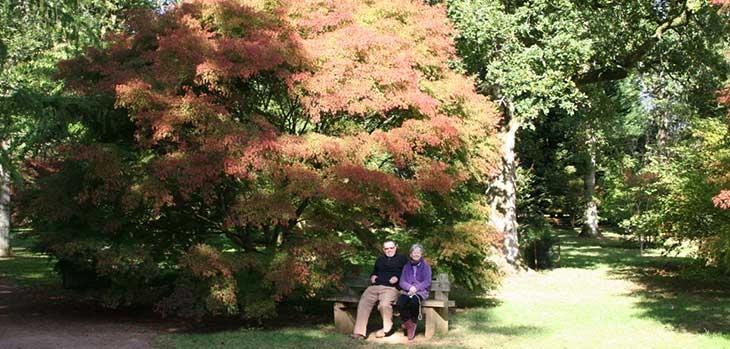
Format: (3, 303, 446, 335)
(645, 73, 672, 163)
(0, 159, 10, 257)
(579, 132, 599, 238)
(655, 107, 673, 163)
(488, 115, 521, 267)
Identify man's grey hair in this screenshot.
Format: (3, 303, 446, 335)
(410, 243, 424, 254)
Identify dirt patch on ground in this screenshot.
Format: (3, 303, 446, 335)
(0, 281, 163, 349)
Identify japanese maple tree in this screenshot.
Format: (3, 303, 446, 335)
(21, 0, 502, 317)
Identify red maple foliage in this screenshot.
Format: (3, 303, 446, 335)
(26, 0, 502, 318)
(713, 190, 730, 209)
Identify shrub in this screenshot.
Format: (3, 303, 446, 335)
(520, 215, 560, 270)
(19, 0, 502, 319)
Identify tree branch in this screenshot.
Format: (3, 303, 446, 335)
(224, 230, 252, 251)
(574, 6, 690, 85)
(277, 198, 310, 246)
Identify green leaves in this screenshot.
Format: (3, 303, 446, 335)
(448, 0, 596, 120)
(448, 0, 729, 122)
(448, 0, 730, 265)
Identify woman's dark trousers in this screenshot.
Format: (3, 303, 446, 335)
(396, 294, 422, 322)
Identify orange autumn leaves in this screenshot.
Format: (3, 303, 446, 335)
(57, 0, 501, 228)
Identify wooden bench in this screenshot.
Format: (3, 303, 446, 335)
(326, 273, 455, 339)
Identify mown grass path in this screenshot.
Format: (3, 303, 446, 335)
(3, 231, 730, 348)
(441, 231, 730, 349)
(161, 230, 730, 348)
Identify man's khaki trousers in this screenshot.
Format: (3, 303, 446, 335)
(353, 285, 400, 336)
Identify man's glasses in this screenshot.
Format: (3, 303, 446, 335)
(383, 246, 396, 250)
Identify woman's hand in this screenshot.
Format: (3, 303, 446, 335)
(408, 286, 417, 296)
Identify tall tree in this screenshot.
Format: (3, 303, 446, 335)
(0, 0, 159, 257)
(22, 0, 502, 317)
(0, 36, 9, 256)
(447, 0, 729, 259)
(579, 123, 599, 237)
(0, 142, 8, 257)
(712, 0, 730, 212)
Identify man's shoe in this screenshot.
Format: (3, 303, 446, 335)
(375, 328, 395, 338)
(401, 319, 412, 330)
(349, 333, 366, 340)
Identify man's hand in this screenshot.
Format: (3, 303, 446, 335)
(408, 286, 417, 296)
(389, 276, 398, 284)
(370, 275, 378, 284)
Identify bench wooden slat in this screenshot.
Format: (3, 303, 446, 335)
(325, 296, 454, 308)
(325, 296, 359, 303)
(341, 282, 451, 292)
(423, 299, 455, 307)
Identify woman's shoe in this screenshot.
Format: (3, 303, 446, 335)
(406, 321, 417, 340)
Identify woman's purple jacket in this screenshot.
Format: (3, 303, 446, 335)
(399, 258, 432, 300)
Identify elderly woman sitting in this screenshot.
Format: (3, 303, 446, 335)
(397, 244, 432, 340)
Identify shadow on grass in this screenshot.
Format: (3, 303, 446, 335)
(555, 226, 730, 336)
(176, 290, 501, 348)
(556, 228, 674, 271)
(452, 307, 544, 337)
(0, 236, 59, 288)
(612, 264, 730, 336)
(451, 287, 503, 309)
(165, 301, 478, 349)
(170, 298, 336, 335)
(162, 325, 474, 349)
(159, 327, 370, 349)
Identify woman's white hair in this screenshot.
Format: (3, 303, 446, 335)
(410, 243, 424, 254)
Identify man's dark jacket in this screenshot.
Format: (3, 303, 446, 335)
(370, 254, 408, 288)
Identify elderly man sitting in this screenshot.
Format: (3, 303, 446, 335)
(349, 240, 408, 339)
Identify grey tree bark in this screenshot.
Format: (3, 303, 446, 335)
(488, 113, 521, 267)
(579, 132, 599, 238)
(0, 159, 10, 257)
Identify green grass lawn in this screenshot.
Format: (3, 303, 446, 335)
(0, 232, 60, 288)
(3, 228, 730, 348)
(159, 228, 730, 349)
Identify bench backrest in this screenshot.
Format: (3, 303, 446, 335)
(342, 272, 451, 301)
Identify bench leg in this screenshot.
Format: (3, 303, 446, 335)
(424, 307, 449, 339)
(333, 302, 355, 334)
